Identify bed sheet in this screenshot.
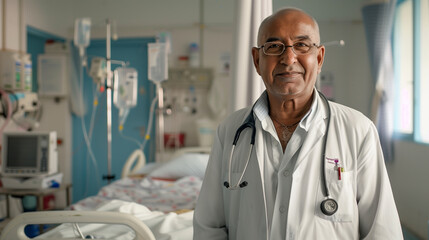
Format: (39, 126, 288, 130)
(37, 199, 194, 240)
(71, 176, 202, 213)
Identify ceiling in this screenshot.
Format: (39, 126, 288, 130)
(23, 0, 366, 38)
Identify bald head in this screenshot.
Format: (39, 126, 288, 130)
(257, 8, 320, 46)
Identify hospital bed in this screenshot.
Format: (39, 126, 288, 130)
(1, 210, 156, 240)
(0, 147, 211, 240)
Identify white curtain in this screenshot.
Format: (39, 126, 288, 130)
(361, 0, 397, 162)
(229, 0, 272, 113)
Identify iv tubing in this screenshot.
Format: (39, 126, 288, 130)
(83, 83, 102, 197)
(118, 89, 157, 152)
(119, 130, 142, 149)
(141, 94, 158, 151)
(78, 55, 101, 190)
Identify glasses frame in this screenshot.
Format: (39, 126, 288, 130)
(256, 42, 320, 56)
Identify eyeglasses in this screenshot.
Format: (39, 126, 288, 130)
(257, 41, 320, 56)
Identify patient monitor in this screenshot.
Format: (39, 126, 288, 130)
(1, 131, 58, 177)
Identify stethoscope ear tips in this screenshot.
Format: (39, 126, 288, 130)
(239, 181, 248, 188)
(224, 181, 248, 188)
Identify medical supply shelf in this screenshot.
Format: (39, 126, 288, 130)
(163, 68, 212, 89)
(0, 183, 72, 219)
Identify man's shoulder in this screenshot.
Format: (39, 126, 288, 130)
(217, 107, 252, 135)
(221, 107, 250, 126)
(329, 101, 372, 127)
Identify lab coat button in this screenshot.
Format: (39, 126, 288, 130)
(279, 206, 286, 213)
(283, 170, 291, 177)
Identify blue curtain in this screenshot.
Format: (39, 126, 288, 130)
(362, 0, 397, 162)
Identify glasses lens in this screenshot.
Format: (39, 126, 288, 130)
(292, 42, 312, 54)
(263, 42, 284, 55)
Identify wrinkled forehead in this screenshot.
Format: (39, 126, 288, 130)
(258, 9, 320, 45)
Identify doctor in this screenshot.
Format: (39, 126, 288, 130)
(193, 7, 403, 240)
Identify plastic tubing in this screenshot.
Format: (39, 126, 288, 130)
(78, 55, 101, 190)
(83, 83, 101, 197)
(141, 94, 158, 151)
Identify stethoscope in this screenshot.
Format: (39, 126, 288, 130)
(223, 91, 338, 217)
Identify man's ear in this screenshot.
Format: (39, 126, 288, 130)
(317, 45, 325, 74)
(252, 47, 262, 75)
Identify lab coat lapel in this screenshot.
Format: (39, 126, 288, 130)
(294, 96, 328, 170)
(254, 119, 265, 186)
(295, 119, 325, 169)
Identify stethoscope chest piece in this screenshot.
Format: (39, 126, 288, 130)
(320, 198, 338, 216)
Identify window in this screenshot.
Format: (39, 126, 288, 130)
(394, 0, 429, 143)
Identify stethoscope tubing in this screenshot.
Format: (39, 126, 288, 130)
(225, 91, 336, 213)
(319, 92, 332, 198)
(227, 144, 254, 189)
(227, 145, 235, 188)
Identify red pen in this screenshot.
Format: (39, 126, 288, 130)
(337, 167, 342, 180)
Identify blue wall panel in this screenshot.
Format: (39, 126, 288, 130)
(71, 37, 156, 202)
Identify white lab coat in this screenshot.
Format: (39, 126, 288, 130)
(193, 92, 403, 240)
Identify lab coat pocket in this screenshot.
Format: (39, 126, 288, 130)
(315, 170, 356, 222)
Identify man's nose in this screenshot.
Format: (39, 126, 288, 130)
(279, 46, 297, 65)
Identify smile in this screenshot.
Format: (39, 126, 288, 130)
(274, 71, 303, 80)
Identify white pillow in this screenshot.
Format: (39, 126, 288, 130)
(148, 153, 209, 179)
(134, 162, 161, 175)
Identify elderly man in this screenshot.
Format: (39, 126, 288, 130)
(193, 7, 403, 240)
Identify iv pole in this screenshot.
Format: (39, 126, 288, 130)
(103, 19, 115, 183)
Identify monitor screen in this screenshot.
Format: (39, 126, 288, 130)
(6, 136, 38, 168)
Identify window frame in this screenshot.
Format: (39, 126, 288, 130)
(393, 0, 429, 144)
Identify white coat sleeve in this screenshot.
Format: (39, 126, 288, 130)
(193, 126, 228, 240)
(357, 122, 403, 239)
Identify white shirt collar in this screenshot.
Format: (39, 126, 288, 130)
(253, 89, 319, 132)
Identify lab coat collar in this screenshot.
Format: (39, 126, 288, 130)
(300, 89, 319, 131)
(253, 91, 278, 138)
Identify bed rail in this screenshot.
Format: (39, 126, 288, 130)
(0, 210, 156, 240)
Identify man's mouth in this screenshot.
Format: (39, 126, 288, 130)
(274, 71, 303, 78)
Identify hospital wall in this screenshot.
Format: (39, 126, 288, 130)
(387, 142, 429, 239)
(318, 20, 372, 116)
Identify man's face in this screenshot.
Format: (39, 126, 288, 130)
(252, 11, 325, 100)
